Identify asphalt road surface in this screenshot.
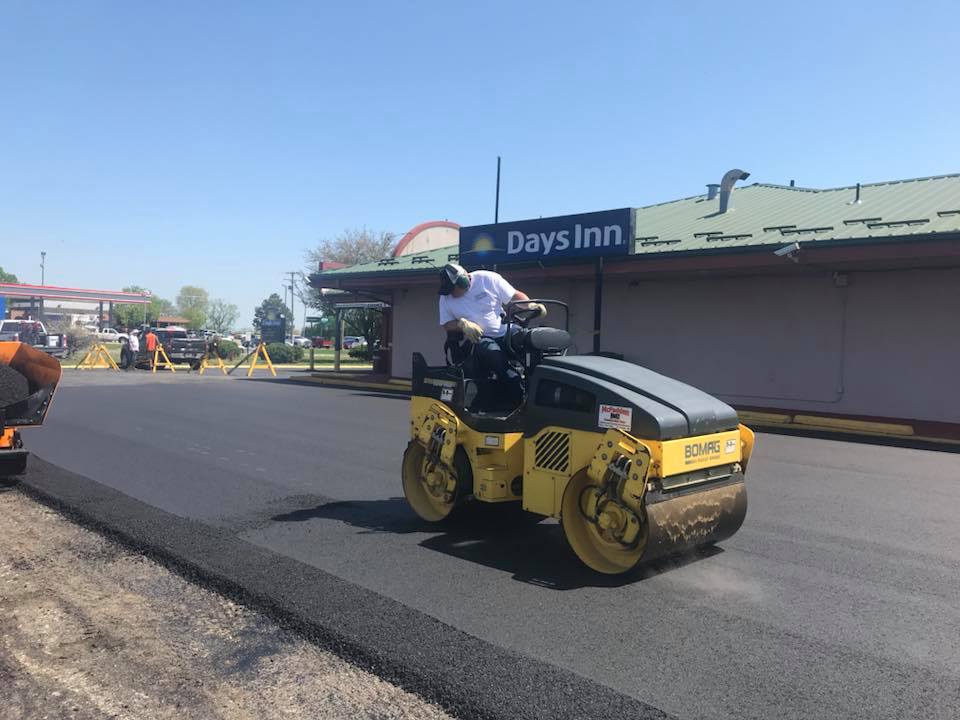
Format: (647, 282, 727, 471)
(24, 371, 960, 720)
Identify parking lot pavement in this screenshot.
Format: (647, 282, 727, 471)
(0, 487, 452, 720)
(22, 372, 960, 720)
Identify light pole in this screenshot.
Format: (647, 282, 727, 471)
(41, 251, 46, 285)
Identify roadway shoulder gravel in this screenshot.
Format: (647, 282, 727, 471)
(0, 486, 451, 720)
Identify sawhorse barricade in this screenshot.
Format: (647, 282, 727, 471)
(228, 342, 276, 377)
(196, 353, 228, 375)
(151, 344, 176, 373)
(75, 343, 119, 370)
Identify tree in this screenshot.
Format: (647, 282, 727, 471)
(111, 286, 177, 329)
(0, 267, 17, 283)
(176, 285, 209, 329)
(149, 296, 176, 323)
(307, 228, 396, 267)
(113, 285, 150, 328)
(304, 228, 395, 347)
(253, 293, 292, 330)
(207, 299, 239, 334)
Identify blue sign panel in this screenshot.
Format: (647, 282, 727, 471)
(459, 208, 634, 266)
(0, 296, 5, 319)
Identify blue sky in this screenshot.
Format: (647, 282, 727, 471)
(2, 1, 958, 327)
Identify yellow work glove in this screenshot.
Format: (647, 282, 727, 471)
(529, 302, 547, 318)
(457, 318, 483, 343)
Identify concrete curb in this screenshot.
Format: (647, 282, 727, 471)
(18, 457, 674, 720)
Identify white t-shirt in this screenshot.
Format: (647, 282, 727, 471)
(128, 333, 140, 352)
(438, 270, 517, 338)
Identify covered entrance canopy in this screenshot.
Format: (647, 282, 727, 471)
(0, 282, 151, 327)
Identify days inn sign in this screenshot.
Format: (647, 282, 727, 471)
(458, 208, 634, 266)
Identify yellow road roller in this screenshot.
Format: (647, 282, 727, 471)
(0, 342, 62, 479)
(402, 301, 754, 574)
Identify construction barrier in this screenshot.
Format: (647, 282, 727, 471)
(229, 342, 276, 377)
(75, 343, 119, 371)
(196, 353, 228, 375)
(151, 345, 176, 374)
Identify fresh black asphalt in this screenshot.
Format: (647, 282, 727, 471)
(20, 371, 960, 720)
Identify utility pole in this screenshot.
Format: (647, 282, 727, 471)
(39, 251, 47, 321)
(494, 156, 501, 223)
(286, 271, 299, 342)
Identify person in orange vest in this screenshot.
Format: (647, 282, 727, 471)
(144, 328, 159, 367)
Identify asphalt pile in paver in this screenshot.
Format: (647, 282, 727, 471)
(0, 365, 29, 406)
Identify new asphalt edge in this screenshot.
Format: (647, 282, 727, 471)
(17, 456, 676, 720)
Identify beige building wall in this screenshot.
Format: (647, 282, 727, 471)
(389, 267, 960, 424)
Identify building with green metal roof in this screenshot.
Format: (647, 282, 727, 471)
(312, 171, 960, 441)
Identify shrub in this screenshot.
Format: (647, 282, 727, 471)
(347, 346, 375, 361)
(216, 340, 243, 360)
(265, 342, 303, 363)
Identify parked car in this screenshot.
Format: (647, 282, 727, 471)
(0, 320, 68, 358)
(291, 336, 312, 348)
(342, 336, 367, 349)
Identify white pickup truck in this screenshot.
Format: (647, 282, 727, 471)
(0, 320, 69, 358)
(94, 327, 129, 342)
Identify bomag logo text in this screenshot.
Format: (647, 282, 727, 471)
(684, 440, 721, 459)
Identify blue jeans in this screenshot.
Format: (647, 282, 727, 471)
(474, 329, 523, 405)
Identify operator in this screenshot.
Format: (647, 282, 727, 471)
(438, 262, 544, 401)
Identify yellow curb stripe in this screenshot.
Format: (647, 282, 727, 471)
(737, 410, 792, 425)
(792, 414, 914, 436)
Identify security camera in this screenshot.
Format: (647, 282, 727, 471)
(774, 242, 801, 258)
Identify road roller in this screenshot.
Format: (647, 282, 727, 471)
(0, 342, 62, 479)
(402, 301, 754, 574)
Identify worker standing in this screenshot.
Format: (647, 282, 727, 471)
(144, 328, 158, 368)
(118, 336, 131, 369)
(127, 330, 140, 371)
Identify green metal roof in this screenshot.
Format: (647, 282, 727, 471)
(318, 245, 458, 276)
(632, 173, 960, 255)
(315, 174, 960, 280)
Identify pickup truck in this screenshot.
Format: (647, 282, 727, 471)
(94, 327, 129, 342)
(135, 327, 208, 368)
(0, 320, 68, 358)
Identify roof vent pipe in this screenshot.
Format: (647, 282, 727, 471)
(706, 184, 720, 200)
(718, 168, 750, 213)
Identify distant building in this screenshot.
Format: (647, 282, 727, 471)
(156, 315, 190, 328)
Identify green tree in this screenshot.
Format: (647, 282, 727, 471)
(176, 285, 209, 329)
(207, 298, 239, 334)
(253, 293, 292, 330)
(0, 266, 18, 283)
(149, 296, 176, 323)
(304, 228, 394, 347)
(113, 285, 151, 328)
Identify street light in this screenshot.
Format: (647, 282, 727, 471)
(40, 251, 46, 285)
